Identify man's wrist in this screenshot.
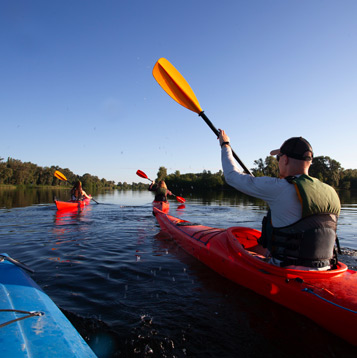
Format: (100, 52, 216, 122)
(221, 141, 230, 148)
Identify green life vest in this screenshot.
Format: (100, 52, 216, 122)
(154, 187, 168, 202)
(261, 175, 341, 268)
(291, 174, 340, 217)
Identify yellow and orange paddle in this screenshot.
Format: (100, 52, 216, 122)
(153, 58, 253, 176)
(54, 170, 99, 204)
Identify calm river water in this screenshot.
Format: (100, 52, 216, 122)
(0, 188, 356, 357)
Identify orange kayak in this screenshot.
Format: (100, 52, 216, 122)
(153, 207, 357, 345)
(152, 200, 169, 213)
(54, 197, 91, 211)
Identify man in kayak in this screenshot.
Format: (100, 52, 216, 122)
(148, 180, 172, 202)
(70, 181, 91, 201)
(218, 130, 341, 271)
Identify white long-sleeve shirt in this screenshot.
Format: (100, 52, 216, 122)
(221, 146, 302, 228)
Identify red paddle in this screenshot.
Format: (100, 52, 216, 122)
(136, 170, 186, 203)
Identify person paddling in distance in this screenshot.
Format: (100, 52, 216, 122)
(70, 180, 91, 201)
(148, 180, 172, 202)
(218, 130, 341, 271)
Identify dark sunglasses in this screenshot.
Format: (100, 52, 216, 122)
(276, 153, 283, 162)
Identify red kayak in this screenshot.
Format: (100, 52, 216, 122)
(152, 200, 169, 213)
(54, 197, 91, 211)
(153, 207, 357, 345)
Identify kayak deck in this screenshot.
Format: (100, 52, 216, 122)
(153, 208, 357, 345)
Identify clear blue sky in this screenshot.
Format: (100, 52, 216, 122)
(1, 1, 356, 184)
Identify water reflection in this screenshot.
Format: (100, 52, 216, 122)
(51, 206, 92, 263)
(0, 187, 64, 209)
(0, 186, 100, 209)
(54, 207, 89, 226)
(187, 190, 268, 208)
(2, 187, 357, 208)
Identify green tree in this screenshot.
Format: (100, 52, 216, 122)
(252, 156, 279, 178)
(157, 166, 167, 181)
(0, 158, 13, 184)
(252, 158, 265, 177)
(264, 156, 279, 177)
(309, 156, 342, 188)
(339, 169, 357, 190)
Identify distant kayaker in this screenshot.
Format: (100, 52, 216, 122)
(218, 130, 341, 271)
(70, 180, 91, 200)
(148, 180, 172, 202)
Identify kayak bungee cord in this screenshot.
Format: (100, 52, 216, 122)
(0, 255, 34, 273)
(302, 288, 357, 314)
(0, 309, 44, 328)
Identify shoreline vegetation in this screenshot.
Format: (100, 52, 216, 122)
(1, 155, 356, 193)
(0, 184, 71, 189)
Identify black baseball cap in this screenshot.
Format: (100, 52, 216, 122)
(270, 137, 313, 161)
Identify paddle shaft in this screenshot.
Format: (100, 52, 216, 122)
(199, 112, 253, 176)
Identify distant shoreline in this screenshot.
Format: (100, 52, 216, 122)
(0, 184, 67, 189)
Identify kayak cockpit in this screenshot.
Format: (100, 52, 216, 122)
(227, 227, 348, 278)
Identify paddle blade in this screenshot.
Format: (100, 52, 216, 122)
(54, 170, 68, 182)
(136, 170, 148, 179)
(175, 196, 186, 204)
(153, 58, 203, 114)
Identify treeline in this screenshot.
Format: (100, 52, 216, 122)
(117, 182, 148, 190)
(132, 155, 357, 192)
(117, 168, 227, 191)
(252, 156, 357, 190)
(2, 155, 356, 192)
(0, 157, 116, 192)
